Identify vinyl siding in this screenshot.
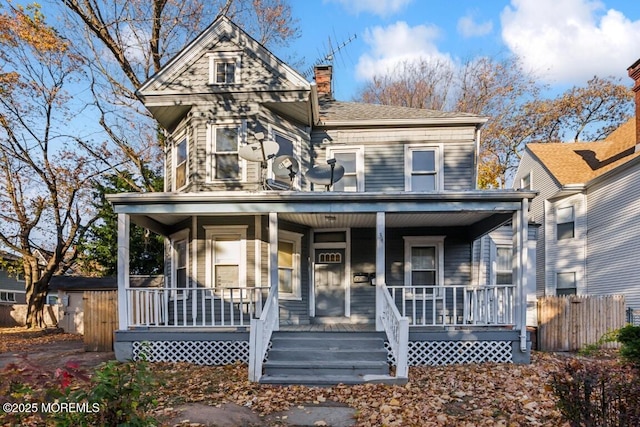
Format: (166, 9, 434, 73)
(311, 127, 477, 192)
(586, 162, 640, 309)
(544, 193, 587, 296)
(278, 221, 311, 325)
(350, 228, 377, 322)
(513, 150, 562, 296)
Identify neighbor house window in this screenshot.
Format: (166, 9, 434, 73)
(405, 145, 442, 191)
(520, 173, 531, 190)
(556, 272, 577, 296)
(174, 137, 188, 190)
(556, 206, 575, 240)
(210, 125, 243, 180)
(278, 230, 302, 299)
(205, 226, 247, 292)
(495, 246, 513, 285)
(404, 236, 445, 288)
(171, 230, 189, 298)
(208, 53, 241, 85)
(0, 291, 16, 302)
(327, 146, 364, 192)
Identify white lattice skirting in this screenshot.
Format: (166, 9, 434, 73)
(386, 340, 513, 366)
(132, 340, 249, 365)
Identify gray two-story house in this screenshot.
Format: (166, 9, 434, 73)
(109, 16, 535, 384)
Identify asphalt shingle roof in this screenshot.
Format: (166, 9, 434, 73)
(318, 100, 484, 122)
(526, 119, 639, 185)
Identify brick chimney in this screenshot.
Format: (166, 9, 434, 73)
(314, 65, 333, 99)
(627, 58, 640, 145)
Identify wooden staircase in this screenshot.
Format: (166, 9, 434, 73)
(259, 331, 402, 386)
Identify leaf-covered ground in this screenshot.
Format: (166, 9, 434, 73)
(0, 327, 82, 354)
(0, 327, 620, 426)
(150, 352, 577, 426)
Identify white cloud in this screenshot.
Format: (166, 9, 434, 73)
(325, 0, 413, 17)
(457, 14, 493, 38)
(355, 21, 453, 81)
(501, 0, 640, 84)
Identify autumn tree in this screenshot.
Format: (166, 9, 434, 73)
(59, 0, 300, 192)
(0, 4, 100, 327)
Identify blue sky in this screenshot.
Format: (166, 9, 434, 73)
(279, 0, 640, 101)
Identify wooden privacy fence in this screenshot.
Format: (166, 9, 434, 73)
(538, 295, 625, 352)
(83, 290, 117, 352)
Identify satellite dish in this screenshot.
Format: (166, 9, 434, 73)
(238, 140, 279, 162)
(306, 161, 345, 190)
(273, 155, 299, 178)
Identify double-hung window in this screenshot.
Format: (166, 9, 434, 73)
(405, 145, 442, 191)
(404, 237, 445, 295)
(556, 206, 575, 240)
(174, 137, 188, 190)
(0, 291, 16, 302)
(495, 246, 513, 285)
(278, 230, 302, 299)
(327, 146, 364, 192)
(205, 226, 247, 295)
(556, 272, 577, 296)
(210, 125, 244, 180)
(171, 230, 189, 298)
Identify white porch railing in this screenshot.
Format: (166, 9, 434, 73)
(127, 286, 268, 328)
(248, 286, 279, 382)
(380, 284, 409, 379)
(386, 285, 516, 327)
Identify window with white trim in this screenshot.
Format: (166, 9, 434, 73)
(556, 271, 577, 296)
(208, 53, 241, 85)
(205, 226, 247, 291)
(174, 136, 188, 190)
(520, 172, 531, 190)
(327, 146, 364, 192)
(404, 236, 445, 289)
(278, 230, 302, 299)
(0, 291, 16, 302)
(556, 206, 575, 240)
(271, 131, 299, 188)
(171, 230, 189, 298)
(209, 125, 244, 180)
(495, 246, 513, 285)
(405, 145, 442, 191)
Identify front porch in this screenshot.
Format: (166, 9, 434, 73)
(110, 190, 534, 383)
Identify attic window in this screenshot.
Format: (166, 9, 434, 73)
(208, 52, 241, 85)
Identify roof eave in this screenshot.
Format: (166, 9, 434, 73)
(317, 116, 489, 128)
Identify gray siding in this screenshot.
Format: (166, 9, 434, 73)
(278, 221, 311, 325)
(311, 127, 477, 192)
(587, 162, 640, 309)
(513, 150, 562, 296)
(350, 228, 377, 322)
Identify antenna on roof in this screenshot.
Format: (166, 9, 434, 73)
(303, 33, 356, 79)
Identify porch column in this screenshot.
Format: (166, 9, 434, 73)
(375, 212, 386, 331)
(269, 212, 279, 330)
(117, 213, 130, 330)
(513, 199, 529, 352)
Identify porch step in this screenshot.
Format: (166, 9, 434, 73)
(259, 331, 390, 386)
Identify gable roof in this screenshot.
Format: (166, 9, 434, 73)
(317, 100, 488, 127)
(525, 119, 640, 186)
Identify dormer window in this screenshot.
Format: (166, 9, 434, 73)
(208, 52, 241, 85)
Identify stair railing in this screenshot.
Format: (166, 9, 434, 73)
(248, 285, 278, 382)
(380, 283, 409, 378)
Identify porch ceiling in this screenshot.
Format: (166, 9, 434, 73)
(279, 212, 499, 228)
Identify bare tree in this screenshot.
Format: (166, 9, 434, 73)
(0, 4, 101, 327)
(59, 0, 300, 191)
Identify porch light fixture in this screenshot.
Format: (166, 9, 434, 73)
(325, 215, 337, 222)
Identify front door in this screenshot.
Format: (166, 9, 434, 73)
(314, 248, 345, 317)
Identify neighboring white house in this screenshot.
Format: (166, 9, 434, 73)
(108, 15, 536, 384)
(513, 58, 640, 311)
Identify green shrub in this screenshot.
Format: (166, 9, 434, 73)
(617, 324, 640, 367)
(550, 359, 640, 426)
